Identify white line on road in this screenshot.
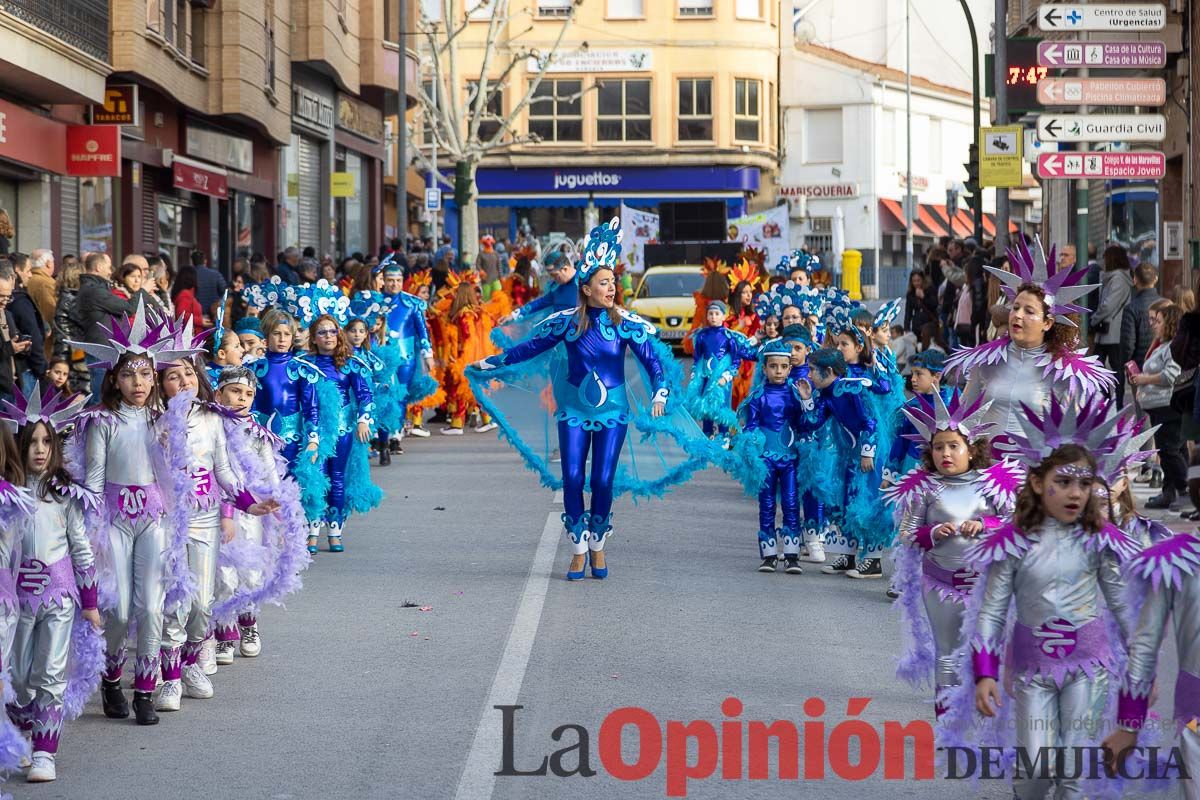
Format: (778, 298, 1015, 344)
(452, 512, 561, 800)
(552, 490, 562, 504)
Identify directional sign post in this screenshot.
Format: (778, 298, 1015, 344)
(1037, 41, 1166, 69)
(1038, 4, 1165, 32)
(1036, 114, 1166, 143)
(1037, 78, 1166, 107)
(1037, 152, 1166, 180)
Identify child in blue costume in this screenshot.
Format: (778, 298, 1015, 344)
(234, 317, 265, 359)
(686, 300, 756, 438)
(249, 312, 320, 471)
(882, 350, 948, 486)
(777, 323, 830, 563)
(345, 291, 392, 461)
(470, 218, 701, 582)
(377, 262, 436, 458)
(795, 347, 882, 578)
(739, 340, 807, 575)
(492, 250, 579, 348)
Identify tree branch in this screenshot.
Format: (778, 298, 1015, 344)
(500, 1, 582, 138)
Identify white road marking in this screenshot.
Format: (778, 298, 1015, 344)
(452, 511, 561, 800)
(552, 490, 563, 504)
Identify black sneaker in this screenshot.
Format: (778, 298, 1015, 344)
(101, 680, 129, 719)
(758, 556, 778, 573)
(1145, 491, 1176, 510)
(389, 440, 402, 454)
(784, 556, 804, 575)
(886, 586, 901, 599)
(133, 691, 159, 726)
(820, 554, 855, 574)
(847, 558, 883, 579)
(378, 449, 392, 466)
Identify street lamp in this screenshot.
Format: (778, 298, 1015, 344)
(957, 0, 984, 244)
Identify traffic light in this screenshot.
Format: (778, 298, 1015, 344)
(454, 160, 473, 207)
(946, 188, 958, 217)
(964, 143, 980, 198)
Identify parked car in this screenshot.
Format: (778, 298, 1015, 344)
(629, 264, 704, 347)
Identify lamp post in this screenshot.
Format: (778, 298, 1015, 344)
(956, 0, 984, 243)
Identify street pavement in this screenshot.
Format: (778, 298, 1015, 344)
(12, 429, 1184, 800)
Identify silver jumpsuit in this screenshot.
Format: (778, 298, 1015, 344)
(8, 478, 95, 755)
(1119, 531, 1200, 799)
(85, 404, 171, 694)
(161, 402, 250, 680)
(962, 342, 1059, 441)
(898, 471, 999, 713)
(973, 520, 1135, 800)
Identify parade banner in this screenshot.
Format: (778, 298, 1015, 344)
(726, 205, 790, 269)
(619, 203, 659, 273)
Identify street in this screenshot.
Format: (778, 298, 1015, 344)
(13, 431, 1177, 800)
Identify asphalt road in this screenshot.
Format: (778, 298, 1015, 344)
(11, 429, 1181, 800)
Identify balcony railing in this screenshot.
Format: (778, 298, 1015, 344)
(0, 0, 109, 62)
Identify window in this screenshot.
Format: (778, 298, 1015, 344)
(928, 118, 943, 175)
(734, 78, 761, 141)
(678, 0, 713, 16)
(175, 0, 188, 52)
(607, 0, 644, 17)
(736, 0, 761, 18)
(803, 109, 841, 162)
(596, 79, 650, 142)
(468, 81, 504, 142)
(677, 78, 713, 141)
(265, 0, 276, 94)
(419, 0, 442, 21)
(538, 0, 573, 17)
(528, 79, 582, 143)
(191, 8, 206, 65)
(468, 0, 495, 19)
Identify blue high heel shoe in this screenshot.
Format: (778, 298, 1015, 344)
(566, 554, 587, 581)
(306, 536, 319, 555)
(327, 536, 344, 553)
(589, 551, 608, 580)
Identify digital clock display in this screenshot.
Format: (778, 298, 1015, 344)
(1004, 37, 1047, 112)
(1008, 64, 1049, 87)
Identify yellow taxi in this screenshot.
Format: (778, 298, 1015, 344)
(629, 264, 704, 346)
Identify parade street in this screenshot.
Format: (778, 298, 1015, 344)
(12, 432, 1178, 800)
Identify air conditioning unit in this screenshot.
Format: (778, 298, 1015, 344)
(785, 194, 807, 219)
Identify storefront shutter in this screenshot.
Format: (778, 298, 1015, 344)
(142, 188, 159, 254)
(297, 136, 322, 252)
(59, 177, 80, 257)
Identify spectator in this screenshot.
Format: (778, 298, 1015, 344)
(988, 303, 1009, 341)
(1091, 244, 1134, 405)
(1083, 243, 1101, 315)
(1133, 300, 1189, 510)
(321, 255, 336, 282)
(0, 209, 12, 255)
(919, 320, 948, 355)
(9, 253, 47, 395)
(231, 256, 249, 281)
(0, 261, 32, 401)
(26, 248, 57, 325)
(249, 254, 271, 283)
(890, 323, 917, 376)
(190, 249, 227, 318)
(52, 255, 88, 393)
(115, 257, 164, 316)
(904, 270, 937, 334)
(954, 256, 988, 348)
(74, 252, 137, 397)
(302, 246, 316, 259)
(276, 246, 301, 285)
(1169, 286, 1196, 314)
(296, 258, 320, 285)
(938, 253, 964, 350)
(172, 265, 204, 329)
(923, 247, 948, 295)
(1119, 262, 1161, 371)
(146, 255, 173, 310)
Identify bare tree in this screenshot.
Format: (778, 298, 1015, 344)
(413, 0, 583, 261)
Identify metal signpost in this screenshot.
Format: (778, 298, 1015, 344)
(1036, 152, 1167, 180)
(1035, 114, 1167, 143)
(1036, 4, 1165, 31)
(1036, 77, 1166, 106)
(1037, 41, 1166, 68)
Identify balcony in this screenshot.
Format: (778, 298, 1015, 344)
(0, 0, 108, 62)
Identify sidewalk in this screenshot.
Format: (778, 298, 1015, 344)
(1131, 475, 1198, 531)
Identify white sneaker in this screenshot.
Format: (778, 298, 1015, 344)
(409, 426, 431, 438)
(240, 623, 262, 658)
(26, 751, 55, 782)
(800, 541, 826, 563)
(440, 427, 464, 436)
(155, 679, 182, 711)
(474, 422, 498, 433)
(215, 641, 236, 665)
(18, 737, 31, 768)
(198, 638, 218, 675)
(182, 663, 214, 699)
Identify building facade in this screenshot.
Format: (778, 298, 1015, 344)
(415, 0, 781, 246)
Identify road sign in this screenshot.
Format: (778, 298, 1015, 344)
(1037, 77, 1166, 106)
(1037, 152, 1165, 180)
(1037, 41, 1166, 68)
(980, 126, 1024, 187)
(425, 187, 442, 212)
(1036, 114, 1166, 143)
(1037, 4, 1165, 32)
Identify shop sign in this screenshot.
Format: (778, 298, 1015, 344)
(186, 125, 253, 173)
(65, 125, 121, 177)
(529, 48, 653, 73)
(91, 85, 139, 126)
(0, 98, 67, 174)
(293, 86, 334, 132)
(331, 171, 356, 198)
(173, 156, 228, 198)
(337, 95, 384, 142)
(778, 183, 858, 199)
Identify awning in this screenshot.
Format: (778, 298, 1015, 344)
(879, 200, 1018, 238)
(172, 155, 228, 199)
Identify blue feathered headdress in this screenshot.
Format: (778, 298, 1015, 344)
(775, 249, 821, 277)
(284, 280, 351, 327)
(578, 217, 623, 284)
(348, 290, 389, 327)
(242, 276, 292, 312)
(874, 298, 903, 330)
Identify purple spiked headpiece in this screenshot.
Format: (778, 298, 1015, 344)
(1009, 393, 1135, 470)
(0, 385, 88, 433)
(984, 236, 1097, 327)
(902, 389, 996, 445)
(66, 299, 204, 369)
(1096, 409, 1159, 486)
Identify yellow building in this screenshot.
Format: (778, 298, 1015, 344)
(402, 0, 781, 245)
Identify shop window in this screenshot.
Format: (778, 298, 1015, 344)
(804, 109, 841, 163)
(79, 178, 114, 257)
(467, 81, 504, 143)
(734, 78, 761, 142)
(678, 0, 713, 17)
(607, 0, 644, 17)
(537, 0, 573, 17)
(158, 200, 196, 277)
(419, 0, 442, 22)
(528, 79, 582, 143)
(596, 79, 651, 143)
(677, 78, 713, 142)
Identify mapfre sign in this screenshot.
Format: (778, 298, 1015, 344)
(778, 183, 859, 199)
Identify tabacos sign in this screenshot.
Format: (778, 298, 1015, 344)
(553, 170, 622, 191)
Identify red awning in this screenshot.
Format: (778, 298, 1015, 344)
(915, 204, 947, 238)
(173, 156, 228, 199)
(879, 198, 907, 233)
(880, 201, 1018, 239)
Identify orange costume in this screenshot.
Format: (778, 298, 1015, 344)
(434, 271, 513, 429)
(726, 259, 765, 410)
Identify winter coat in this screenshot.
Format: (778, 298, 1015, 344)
(1119, 287, 1161, 369)
(1092, 269, 1133, 346)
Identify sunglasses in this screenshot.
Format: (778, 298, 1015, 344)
(314, 328, 340, 337)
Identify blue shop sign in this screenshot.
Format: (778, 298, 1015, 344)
(466, 165, 760, 195)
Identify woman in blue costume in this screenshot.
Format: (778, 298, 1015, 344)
(376, 263, 437, 457)
(302, 312, 380, 554)
(468, 218, 708, 581)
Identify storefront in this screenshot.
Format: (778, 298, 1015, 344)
(333, 93, 385, 260)
(443, 165, 760, 245)
(284, 67, 335, 256)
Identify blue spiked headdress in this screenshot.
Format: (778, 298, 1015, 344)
(774, 249, 821, 277)
(348, 290, 389, 328)
(284, 280, 351, 327)
(874, 298, 903, 330)
(577, 217, 623, 284)
(242, 276, 292, 312)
